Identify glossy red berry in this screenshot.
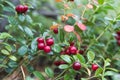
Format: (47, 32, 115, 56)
(38, 43, 45, 50)
(92, 64, 99, 71)
(46, 38, 54, 46)
(72, 62, 81, 70)
(69, 46, 77, 55)
(44, 46, 51, 53)
(53, 28, 58, 34)
(15, 5, 24, 13)
(37, 38, 44, 43)
(65, 49, 71, 55)
(70, 41, 74, 46)
(23, 5, 28, 13)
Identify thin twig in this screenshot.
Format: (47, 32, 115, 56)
(21, 66, 26, 80)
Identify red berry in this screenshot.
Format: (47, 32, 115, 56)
(72, 62, 81, 70)
(69, 46, 77, 55)
(115, 35, 120, 40)
(69, 0, 74, 1)
(23, 5, 28, 13)
(15, 5, 24, 13)
(38, 43, 45, 50)
(54, 61, 61, 66)
(117, 31, 120, 36)
(53, 28, 58, 34)
(46, 38, 54, 46)
(65, 49, 71, 55)
(37, 38, 44, 43)
(70, 41, 74, 46)
(79, 50, 84, 54)
(117, 40, 120, 46)
(44, 46, 51, 53)
(92, 64, 99, 71)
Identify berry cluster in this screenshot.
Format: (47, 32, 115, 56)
(37, 38, 54, 53)
(15, 5, 28, 14)
(115, 31, 120, 46)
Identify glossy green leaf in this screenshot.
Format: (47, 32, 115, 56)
(66, 17, 76, 25)
(98, 0, 104, 4)
(87, 51, 95, 62)
(53, 44, 61, 53)
(18, 46, 28, 56)
(19, 15, 25, 22)
(59, 64, 69, 69)
(24, 27, 33, 37)
(33, 71, 45, 80)
(9, 55, 17, 61)
(0, 32, 12, 39)
(76, 54, 86, 63)
(1, 49, 10, 55)
(95, 68, 103, 76)
(61, 55, 72, 64)
(45, 67, 54, 78)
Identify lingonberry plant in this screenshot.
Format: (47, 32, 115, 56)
(0, 0, 120, 80)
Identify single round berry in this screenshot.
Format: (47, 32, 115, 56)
(69, 46, 77, 55)
(92, 64, 99, 71)
(70, 41, 74, 46)
(117, 40, 120, 46)
(44, 46, 51, 53)
(37, 43, 45, 50)
(37, 38, 44, 43)
(72, 62, 81, 70)
(79, 50, 84, 54)
(53, 28, 58, 34)
(65, 49, 71, 55)
(15, 5, 24, 13)
(117, 31, 120, 36)
(23, 5, 28, 13)
(54, 61, 61, 66)
(46, 38, 54, 46)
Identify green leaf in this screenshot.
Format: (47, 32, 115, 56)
(5, 45, 12, 52)
(104, 71, 116, 76)
(76, 54, 86, 63)
(81, 78, 88, 80)
(31, 38, 37, 52)
(59, 64, 69, 69)
(106, 68, 119, 72)
(95, 68, 103, 76)
(1, 49, 10, 55)
(0, 32, 12, 39)
(66, 17, 76, 25)
(26, 15, 33, 23)
(45, 67, 54, 78)
(19, 15, 25, 22)
(9, 55, 17, 61)
(53, 44, 61, 53)
(4, 1, 15, 9)
(61, 55, 72, 64)
(87, 51, 95, 62)
(64, 74, 72, 80)
(58, 28, 65, 42)
(26, 76, 34, 80)
(24, 27, 33, 37)
(98, 0, 104, 4)
(0, 64, 8, 68)
(18, 46, 28, 56)
(33, 71, 45, 80)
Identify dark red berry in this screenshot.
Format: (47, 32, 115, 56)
(44, 46, 51, 53)
(69, 46, 77, 55)
(70, 41, 74, 46)
(54, 61, 61, 66)
(15, 5, 24, 13)
(65, 49, 71, 55)
(115, 35, 120, 40)
(72, 62, 81, 70)
(38, 43, 45, 50)
(46, 38, 54, 46)
(53, 28, 58, 34)
(23, 5, 28, 13)
(117, 31, 120, 36)
(117, 40, 120, 46)
(79, 50, 84, 54)
(92, 64, 99, 71)
(37, 38, 44, 43)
